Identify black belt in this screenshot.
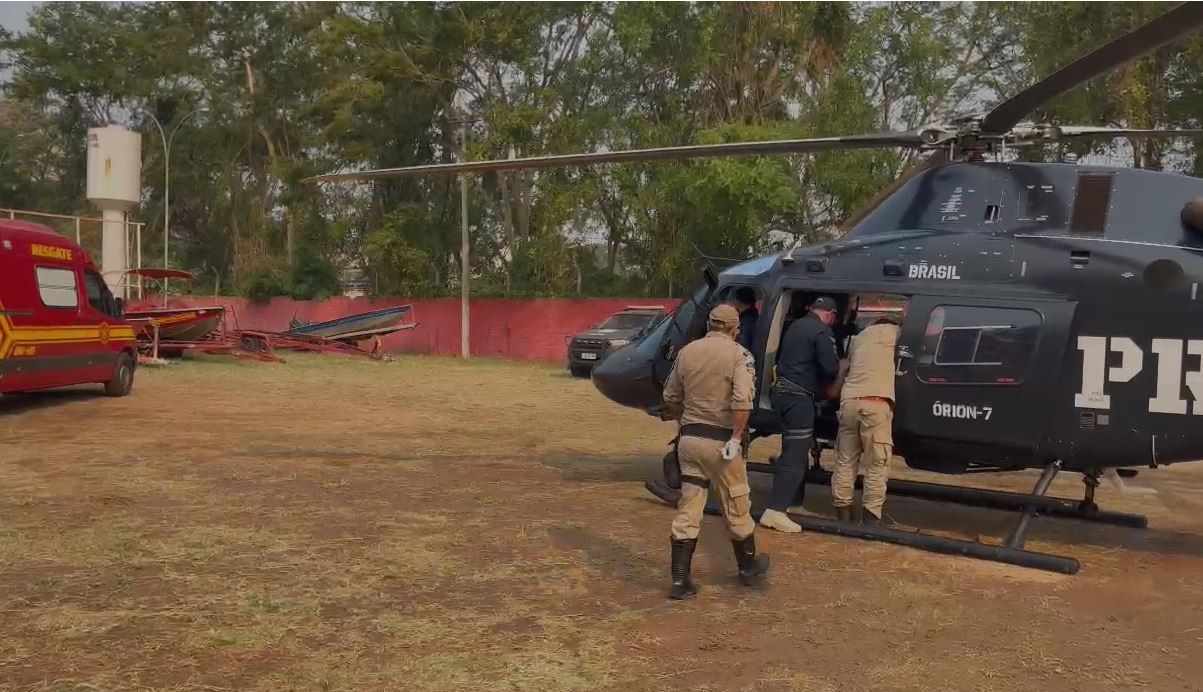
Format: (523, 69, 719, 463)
(679, 423, 734, 442)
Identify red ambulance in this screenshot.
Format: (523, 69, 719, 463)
(0, 219, 138, 396)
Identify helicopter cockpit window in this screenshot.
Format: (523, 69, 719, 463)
(918, 305, 1042, 385)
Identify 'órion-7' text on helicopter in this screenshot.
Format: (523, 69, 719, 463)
(312, 4, 1203, 573)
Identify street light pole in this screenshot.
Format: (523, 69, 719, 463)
(459, 121, 470, 359)
(146, 107, 207, 298)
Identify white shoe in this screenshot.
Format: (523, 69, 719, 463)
(759, 508, 802, 533)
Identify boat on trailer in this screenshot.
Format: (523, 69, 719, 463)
(249, 305, 416, 359)
(122, 268, 416, 361)
(120, 269, 235, 360)
(282, 305, 413, 342)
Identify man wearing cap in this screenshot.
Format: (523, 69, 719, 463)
(660, 303, 771, 599)
(761, 296, 842, 533)
(832, 312, 902, 524)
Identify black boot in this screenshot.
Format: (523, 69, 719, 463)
(835, 506, 852, 523)
(668, 538, 698, 600)
(861, 510, 880, 526)
(731, 533, 770, 586)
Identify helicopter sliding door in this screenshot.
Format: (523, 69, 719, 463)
(893, 295, 1077, 470)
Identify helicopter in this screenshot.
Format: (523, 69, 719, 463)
(310, 3, 1203, 573)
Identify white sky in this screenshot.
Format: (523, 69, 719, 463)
(0, 2, 36, 80)
(0, 1, 34, 31)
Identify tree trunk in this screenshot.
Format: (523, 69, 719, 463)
(571, 249, 582, 295)
(244, 57, 291, 266)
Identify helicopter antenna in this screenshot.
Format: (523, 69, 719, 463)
(781, 236, 804, 266)
(688, 241, 746, 270)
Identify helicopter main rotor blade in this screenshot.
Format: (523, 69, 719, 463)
(1051, 126, 1203, 140)
(981, 2, 1203, 135)
(837, 149, 949, 234)
(305, 132, 928, 183)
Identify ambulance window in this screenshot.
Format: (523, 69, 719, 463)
(918, 306, 1041, 385)
(84, 270, 108, 314)
(36, 266, 79, 309)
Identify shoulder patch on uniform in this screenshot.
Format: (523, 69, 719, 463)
(739, 347, 755, 375)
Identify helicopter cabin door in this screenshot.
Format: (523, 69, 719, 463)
(652, 267, 718, 387)
(892, 295, 1076, 470)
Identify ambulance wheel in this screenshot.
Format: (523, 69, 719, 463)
(105, 353, 135, 397)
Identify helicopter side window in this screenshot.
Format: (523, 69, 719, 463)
(918, 306, 1042, 385)
(713, 284, 764, 335)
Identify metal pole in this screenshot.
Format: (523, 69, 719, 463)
(146, 114, 168, 295)
(459, 122, 470, 359)
(74, 217, 81, 244)
(136, 223, 143, 299)
(146, 107, 206, 300)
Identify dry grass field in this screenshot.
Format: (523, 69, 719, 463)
(1, 354, 1202, 691)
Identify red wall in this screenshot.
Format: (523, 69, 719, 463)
(131, 296, 680, 362)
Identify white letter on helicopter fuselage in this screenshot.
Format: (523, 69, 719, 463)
(908, 264, 962, 280)
(1075, 336, 1140, 410)
(1077, 336, 1203, 414)
(1150, 339, 1188, 414)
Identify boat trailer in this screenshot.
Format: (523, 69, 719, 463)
(120, 269, 417, 364)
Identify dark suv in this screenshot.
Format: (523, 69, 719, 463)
(567, 306, 667, 377)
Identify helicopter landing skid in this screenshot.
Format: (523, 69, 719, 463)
(700, 460, 1082, 573)
(790, 465, 1149, 530)
(702, 500, 1081, 574)
(705, 458, 1156, 574)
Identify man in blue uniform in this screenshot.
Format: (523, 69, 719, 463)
(733, 286, 759, 352)
(760, 296, 842, 533)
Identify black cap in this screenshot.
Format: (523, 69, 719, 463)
(811, 296, 838, 312)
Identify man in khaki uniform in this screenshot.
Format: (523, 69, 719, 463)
(662, 304, 771, 599)
(832, 313, 902, 524)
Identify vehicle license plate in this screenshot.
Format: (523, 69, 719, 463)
(580, 352, 598, 360)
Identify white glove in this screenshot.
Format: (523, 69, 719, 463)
(721, 438, 741, 461)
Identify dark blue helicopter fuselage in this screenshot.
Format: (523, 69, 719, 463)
(592, 162, 1203, 473)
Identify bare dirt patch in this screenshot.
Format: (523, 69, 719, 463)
(1, 355, 1201, 691)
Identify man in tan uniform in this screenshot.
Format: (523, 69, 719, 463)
(832, 313, 902, 524)
(662, 304, 771, 599)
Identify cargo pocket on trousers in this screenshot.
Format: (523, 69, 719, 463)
(871, 427, 894, 448)
(870, 442, 893, 469)
(869, 410, 894, 447)
(725, 481, 752, 521)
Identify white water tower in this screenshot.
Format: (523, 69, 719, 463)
(86, 126, 142, 297)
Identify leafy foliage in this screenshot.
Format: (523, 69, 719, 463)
(0, 2, 1200, 297)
